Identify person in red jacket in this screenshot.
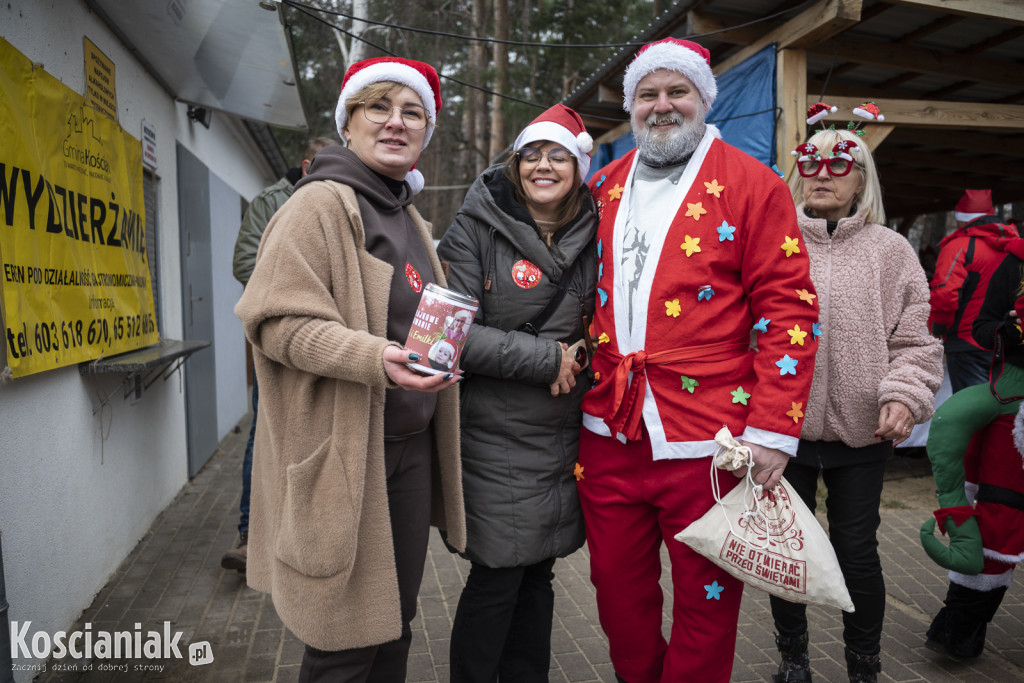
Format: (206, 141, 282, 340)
(576, 37, 817, 683)
(929, 189, 1018, 392)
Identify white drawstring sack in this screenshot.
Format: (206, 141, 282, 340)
(675, 426, 854, 612)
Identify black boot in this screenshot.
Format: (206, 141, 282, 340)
(844, 647, 880, 683)
(925, 582, 1007, 659)
(773, 632, 811, 682)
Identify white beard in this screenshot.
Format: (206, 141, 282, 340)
(634, 108, 706, 167)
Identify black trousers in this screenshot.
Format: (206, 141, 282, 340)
(449, 557, 558, 682)
(299, 430, 433, 683)
(770, 450, 888, 655)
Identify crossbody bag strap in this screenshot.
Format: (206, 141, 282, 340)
(518, 253, 583, 336)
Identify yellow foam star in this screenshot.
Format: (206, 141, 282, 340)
(704, 179, 724, 198)
(574, 462, 585, 481)
(781, 236, 801, 257)
(681, 235, 701, 257)
(666, 299, 681, 317)
(786, 402, 804, 424)
(607, 183, 624, 201)
(598, 332, 610, 344)
(685, 202, 707, 221)
(788, 324, 808, 346)
(795, 288, 817, 305)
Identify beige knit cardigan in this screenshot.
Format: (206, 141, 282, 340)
(235, 180, 464, 651)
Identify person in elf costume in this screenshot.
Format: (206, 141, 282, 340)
(922, 242, 1024, 659)
(575, 37, 818, 683)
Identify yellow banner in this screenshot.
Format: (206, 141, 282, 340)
(0, 37, 158, 378)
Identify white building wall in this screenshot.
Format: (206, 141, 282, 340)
(0, 2, 275, 679)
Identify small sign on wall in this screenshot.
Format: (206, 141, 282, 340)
(142, 120, 157, 171)
(84, 36, 117, 122)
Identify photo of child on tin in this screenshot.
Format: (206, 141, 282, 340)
(428, 339, 456, 371)
(443, 309, 472, 342)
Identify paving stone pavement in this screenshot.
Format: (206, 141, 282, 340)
(34, 414, 1022, 682)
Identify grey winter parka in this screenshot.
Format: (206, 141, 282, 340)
(437, 164, 597, 568)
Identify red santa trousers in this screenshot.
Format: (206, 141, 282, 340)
(577, 427, 743, 683)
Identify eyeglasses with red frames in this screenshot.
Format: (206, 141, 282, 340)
(797, 157, 858, 177)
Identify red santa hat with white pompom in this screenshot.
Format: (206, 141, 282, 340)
(806, 102, 837, 125)
(335, 56, 442, 194)
(852, 101, 885, 121)
(512, 103, 594, 182)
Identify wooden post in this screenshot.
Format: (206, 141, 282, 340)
(776, 48, 807, 179)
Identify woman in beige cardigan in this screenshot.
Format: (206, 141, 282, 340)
(235, 57, 464, 683)
(768, 127, 942, 683)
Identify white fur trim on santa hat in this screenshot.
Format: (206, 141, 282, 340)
(955, 211, 987, 223)
(622, 41, 717, 114)
(336, 61, 437, 148)
(513, 120, 592, 182)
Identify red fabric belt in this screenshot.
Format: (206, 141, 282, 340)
(597, 339, 749, 442)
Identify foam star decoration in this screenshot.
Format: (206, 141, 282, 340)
(685, 202, 707, 221)
(680, 375, 699, 393)
(788, 324, 808, 346)
(771, 163, 784, 179)
(697, 286, 715, 302)
(781, 236, 801, 257)
(796, 288, 817, 305)
(574, 462, 585, 481)
(704, 179, 724, 198)
(598, 262, 604, 281)
(717, 221, 736, 242)
(812, 321, 823, 340)
(595, 174, 606, 188)
(730, 386, 751, 405)
(681, 235, 702, 257)
(607, 183, 624, 201)
(598, 332, 610, 344)
(594, 372, 601, 380)
(705, 580, 725, 600)
(597, 239, 602, 258)
(598, 288, 608, 306)
(666, 298, 682, 317)
(753, 317, 770, 334)
(787, 402, 805, 424)
(776, 354, 798, 376)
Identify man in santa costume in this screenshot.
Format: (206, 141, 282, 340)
(929, 189, 1018, 392)
(576, 38, 818, 682)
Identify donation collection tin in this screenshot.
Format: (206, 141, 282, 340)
(405, 283, 479, 375)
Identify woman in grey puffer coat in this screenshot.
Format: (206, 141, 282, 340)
(437, 104, 597, 682)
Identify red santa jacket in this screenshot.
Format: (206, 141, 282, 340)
(581, 134, 818, 459)
(930, 218, 1018, 351)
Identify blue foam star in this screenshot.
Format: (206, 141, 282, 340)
(596, 174, 606, 188)
(697, 285, 715, 301)
(598, 262, 604, 281)
(812, 321, 822, 340)
(776, 354, 798, 376)
(717, 221, 736, 242)
(753, 317, 770, 334)
(598, 288, 608, 307)
(597, 239, 602, 259)
(771, 163, 784, 179)
(705, 580, 724, 600)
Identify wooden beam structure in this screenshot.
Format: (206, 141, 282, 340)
(714, 0, 862, 75)
(825, 96, 1024, 130)
(883, 0, 1024, 27)
(776, 48, 807, 175)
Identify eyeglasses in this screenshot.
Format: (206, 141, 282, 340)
(797, 158, 859, 178)
(359, 99, 428, 129)
(517, 147, 574, 166)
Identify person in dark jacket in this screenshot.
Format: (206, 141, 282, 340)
(929, 189, 1019, 392)
(437, 104, 597, 682)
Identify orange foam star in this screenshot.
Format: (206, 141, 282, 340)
(787, 402, 804, 423)
(704, 179, 724, 198)
(574, 462, 585, 481)
(685, 202, 707, 221)
(795, 288, 817, 305)
(607, 183, 624, 201)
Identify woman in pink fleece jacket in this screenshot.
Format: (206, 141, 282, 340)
(768, 128, 943, 683)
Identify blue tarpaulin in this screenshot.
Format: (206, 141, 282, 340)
(585, 44, 777, 181)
